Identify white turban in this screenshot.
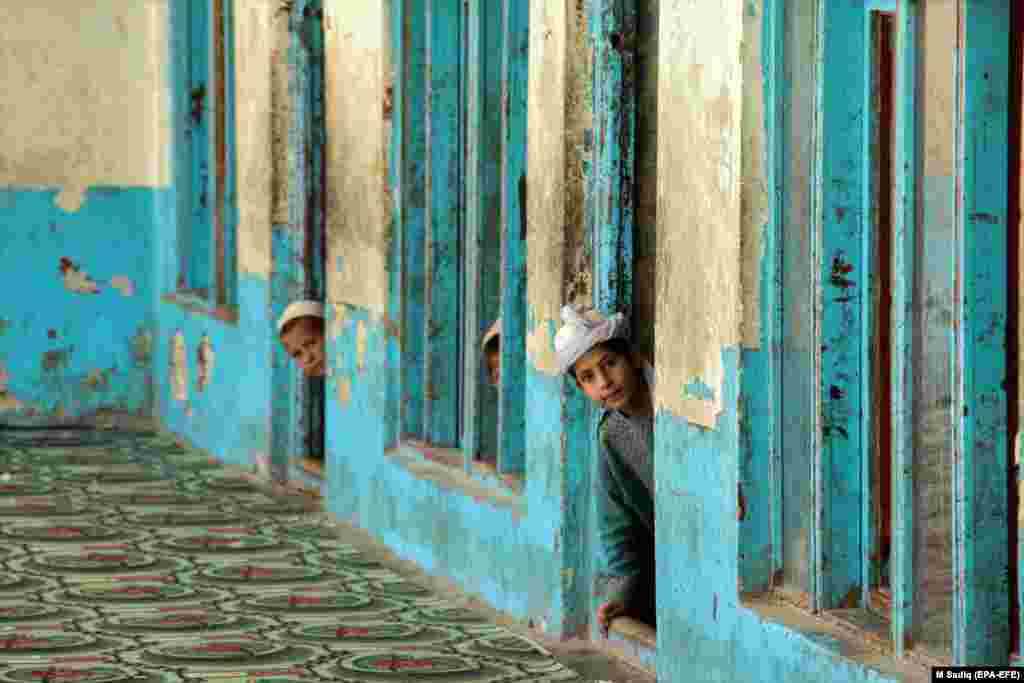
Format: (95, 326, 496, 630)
(277, 300, 325, 334)
(554, 304, 629, 376)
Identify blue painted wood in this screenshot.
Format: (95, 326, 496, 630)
(187, 0, 213, 297)
(779, 0, 823, 603)
(168, 1, 190, 295)
(890, 0, 917, 656)
(739, 0, 783, 595)
(953, 0, 1011, 665)
(497, 0, 529, 475)
(819, 0, 868, 611)
(460, 0, 503, 468)
(424, 0, 462, 447)
(386, 0, 405, 448)
(460, 0, 482, 468)
(590, 0, 636, 317)
(220, 0, 238, 308)
(401, 0, 428, 440)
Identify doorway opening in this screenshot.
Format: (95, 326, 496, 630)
(868, 8, 895, 614)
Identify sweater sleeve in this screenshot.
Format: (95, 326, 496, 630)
(595, 429, 644, 607)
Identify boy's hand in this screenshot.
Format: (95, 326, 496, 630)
(597, 601, 627, 637)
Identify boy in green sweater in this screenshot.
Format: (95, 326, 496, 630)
(554, 304, 656, 634)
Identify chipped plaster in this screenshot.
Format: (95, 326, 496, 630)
(170, 330, 188, 402)
(356, 319, 368, 372)
(110, 275, 135, 297)
(0, 1, 170, 203)
(655, 0, 744, 426)
(196, 334, 215, 392)
(323, 0, 389, 313)
(337, 377, 352, 406)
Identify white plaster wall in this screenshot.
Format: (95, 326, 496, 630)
(323, 0, 389, 314)
(655, 0, 744, 426)
(526, 0, 592, 374)
(740, 0, 769, 348)
(234, 2, 278, 278)
(0, 1, 170, 210)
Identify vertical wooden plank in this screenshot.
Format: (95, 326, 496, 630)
(213, 0, 227, 305)
(497, 0, 529, 475)
(779, 0, 822, 604)
(195, 0, 214, 297)
(890, 0, 918, 655)
(461, 0, 502, 467)
(386, 0, 405, 447)
(819, 0, 868, 611)
(1012, 0, 1024, 662)
(424, 0, 462, 447)
(299, 0, 326, 460)
(401, 0, 428, 440)
(220, 0, 238, 308)
(739, 0, 783, 595)
(461, 0, 483, 466)
(953, 0, 1011, 665)
(590, 0, 636, 317)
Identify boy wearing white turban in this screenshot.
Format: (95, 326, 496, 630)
(277, 300, 327, 378)
(555, 304, 656, 634)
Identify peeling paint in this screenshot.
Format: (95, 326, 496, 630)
(41, 347, 72, 372)
(170, 331, 188, 402)
(110, 275, 135, 297)
(82, 368, 111, 392)
(0, 362, 22, 412)
(59, 257, 100, 294)
(525, 318, 558, 375)
(0, 319, 10, 336)
(337, 377, 352, 406)
(195, 334, 215, 392)
(55, 185, 87, 213)
(131, 329, 152, 367)
(329, 302, 350, 339)
(356, 320, 368, 371)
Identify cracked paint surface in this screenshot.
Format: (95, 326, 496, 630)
(59, 257, 100, 294)
(195, 334, 215, 392)
(170, 331, 188, 402)
(110, 274, 135, 296)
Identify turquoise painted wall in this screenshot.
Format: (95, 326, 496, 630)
(321, 305, 588, 633)
(0, 187, 157, 424)
(153, 275, 272, 469)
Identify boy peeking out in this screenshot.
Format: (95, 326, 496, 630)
(277, 300, 326, 378)
(554, 304, 656, 634)
(482, 317, 502, 386)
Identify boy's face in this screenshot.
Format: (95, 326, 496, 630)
(573, 346, 642, 413)
(486, 349, 500, 386)
(280, 317, 326, 378)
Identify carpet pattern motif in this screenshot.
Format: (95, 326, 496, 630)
(0, 428, 583, 683)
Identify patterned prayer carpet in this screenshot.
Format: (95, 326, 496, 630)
(0, 427, 585, 683)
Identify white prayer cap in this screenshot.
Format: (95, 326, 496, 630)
(554, 304, 628, 376)
(481, 317, 502, 352)
(277, 300, 325, 334)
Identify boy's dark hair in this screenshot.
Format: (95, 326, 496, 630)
(483, 335, 500, 356)
(280, 315, 325, 339)
(568, 337, 633, 380)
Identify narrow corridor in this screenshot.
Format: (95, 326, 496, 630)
(0, 426, 650, 683)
